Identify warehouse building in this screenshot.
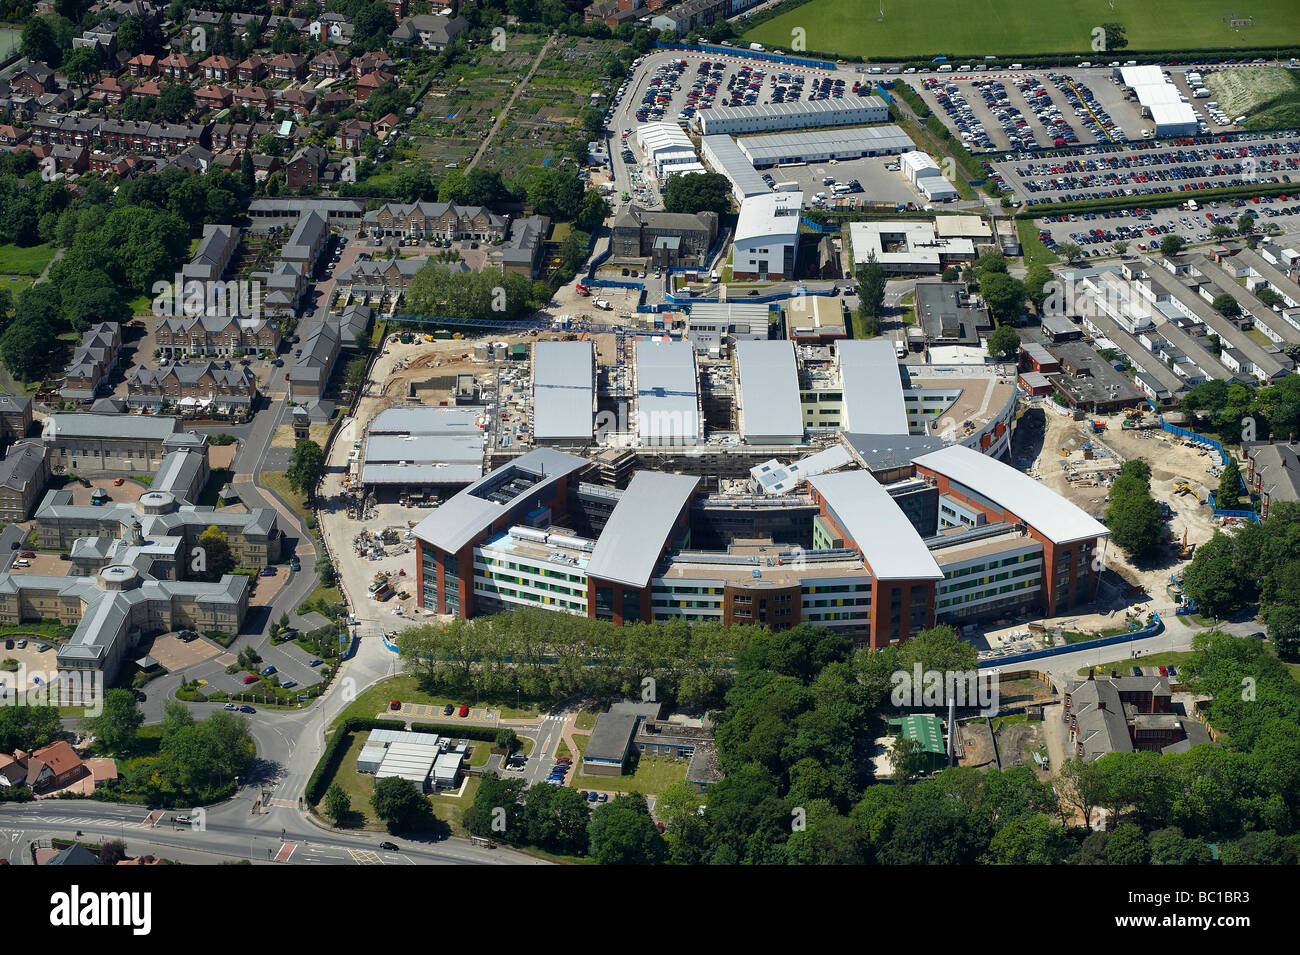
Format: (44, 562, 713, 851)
(901, 149, 962, 202)
(736, 125, 913, 167)
(360, 405, 485, 494)
(698, 95, 888, 136)
(700, 134, 771, 201)
(635, 122, 700, 181)
(731, 191, 803, 281)
(532, 341, 595, 446)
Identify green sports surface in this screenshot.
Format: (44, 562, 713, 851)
(743, 0, 1300, 59)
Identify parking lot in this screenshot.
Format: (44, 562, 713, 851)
(1034, 195, 1300, 255)
(757, 156, 921, 208)
(989, 131, 1300, 206)
(911, 64, 1255, 156)
(605, 50, 868, 211)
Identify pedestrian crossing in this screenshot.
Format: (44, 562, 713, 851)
(28, 814, 154, 829)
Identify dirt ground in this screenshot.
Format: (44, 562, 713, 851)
(1014, 403, 1224, 604)
(997, 721, 1049, 773)
(208, 444, 237, 470)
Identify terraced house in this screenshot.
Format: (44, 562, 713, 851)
(155, 314, 280, 357)
(363, 201, 508, 241)
(126, 363, 258, 419)
(42, 413, 196, 475)
(60, 322, 121, 402)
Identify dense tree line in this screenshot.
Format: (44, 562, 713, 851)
(397, 609, 761, 709)
(1181, 376, 1300, 446)
(1183, 502, 1300, 640)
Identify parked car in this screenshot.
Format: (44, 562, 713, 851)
(239, 705, 255, 714)
(290, 557, 300, 572)
(458, 704, 469, 717)
(378, 841, 399, 851)
(389, 699, 400, 710)
(243, 674, 259, 684)
(442, 703, 454, 715)
(259, 566, 276, 576)
(587, 791, 599, 802)
(36, 643, 50, 652)
(281, 679, 297, 689)
(223, 702, 238, 711)
(308, 658, 323, 667)
(262, 665, 277, 676)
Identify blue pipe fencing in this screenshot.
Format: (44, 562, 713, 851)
(655, 43, 835, 71)
(977, 615, 1164, 668)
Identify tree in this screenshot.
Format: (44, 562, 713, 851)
(0, 317, 58, 383)
(979, 271, 1026, 325)
(588, 794, 666, 864)
(1105, 823, 1150, 864)
(1266, 604, 1300, 662)
(1211, 293, 1241, 319)
(662, 172, 731, 216)
(344, 355, 368, 392)
(1100, 22, 1128, 50)
(1210, 223, 1233, 240)
(891, 735, 927, 782)
(1104, 458, 1164, 561)
(325, 783, 351, 824)
(371, 776, 432, 834)
(494, 728, 520, 754)
(987, 325, 1020, 361)
(526, 168, 584, 221)
(1024, 264, 1054, 309)
(0, 705, 60, 752)
(1159, 235, 1185, 257)
(855, 253, 886, 330)
(1216, 457, 1243, 510)
(1113, 240, 1129, 255)
(1055, 242, 1083, 265)
(83, 689, 144, 755)
(1237, 212, 1255, 235)
(1182, 533, 1250, 619)
(522, 783, 590, 855)
(20, 18, 60, 66)
(159, 85, 195, 123)
(97, 839, 129, 866)
(60, 46, 101, 87)
(192, 525, 235, 581)
(575, 190, 611, 234)
(287, 439, 326, 503)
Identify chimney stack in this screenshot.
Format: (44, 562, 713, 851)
(1097, 700, 1106, 711)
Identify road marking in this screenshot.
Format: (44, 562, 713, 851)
(348, 849, 383, 865)
(275, 842, 296, 863)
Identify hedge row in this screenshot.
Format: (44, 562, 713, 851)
(304, 717, 402, 805)
(892, 83, 992, 188)
(1013, 181, 1297, 219)
(409, 722, 504, 744)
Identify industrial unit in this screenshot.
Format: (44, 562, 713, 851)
(736, 125, 913, 167)
(697, 94, 889, 136)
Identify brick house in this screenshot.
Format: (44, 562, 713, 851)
(285, 144, 327, 189)
(236, 56, 267, 83)
(159, 52, 198, 81)
(266, 52, 308, 82)
(200, 55, 238, 82)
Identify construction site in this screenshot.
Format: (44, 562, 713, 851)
(1014, 400, 1236, 606)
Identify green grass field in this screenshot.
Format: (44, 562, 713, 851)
(745, 0, 1300, 59)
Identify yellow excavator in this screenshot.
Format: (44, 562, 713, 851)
(1174, 483, 1203, 503)
(1178, 529, 1195, 560)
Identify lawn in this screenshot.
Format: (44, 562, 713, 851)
(330, 674, 543, 732)
(569, 750, 688, 797)
(0, 243, 56, 277)
(1017, 219, 1060, 269)
(258, 471, 314, 530)
(745, 0, 1300, 59)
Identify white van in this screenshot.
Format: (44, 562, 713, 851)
(938, 64, 953, 73)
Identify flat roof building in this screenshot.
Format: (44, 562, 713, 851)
(836, 340, 909, 434)
(732, 191, 802, 282)
(700, 134, 771, 201)
(634, 339, 701, 446)
(532, 341, 595, 445)
(849, 220, 977, 275)
(698, 95, 888, 136)
(734, 340, 803, 444)
(736, 124, 912, 167)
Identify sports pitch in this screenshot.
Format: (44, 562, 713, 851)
(743, 0, 1300, 59)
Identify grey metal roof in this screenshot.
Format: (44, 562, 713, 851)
(368, 406, 482, 435)
(807, 470, 943, 581)
(584, 712, 638, 763)
(698, 95, 887, 135)
(836, 340, 909, 434)
(44, 413, 179, 442)
(737, 124, 913, 164)
(532, 341, 594, 441)
(412, 448, 589, 554)
(734, 340, 802, 442)
(365, 434, 482, 465)
(585, 470, 698, 588)
(700, 135, 770, 198)
(913, 443, 1110, 545)
(362, 463, 483, 485)
(634, 340, 699, 444)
